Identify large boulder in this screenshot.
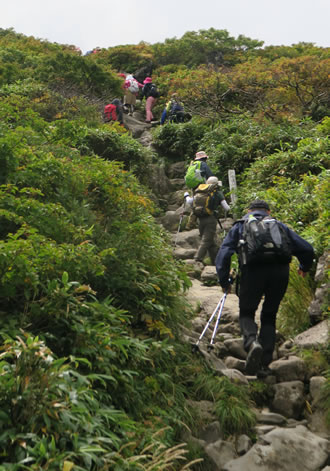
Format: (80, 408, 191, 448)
(223, 425, 330, 471)
(293, 320, 329, 349)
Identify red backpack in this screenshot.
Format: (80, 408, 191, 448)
(104, 104, 117, 122)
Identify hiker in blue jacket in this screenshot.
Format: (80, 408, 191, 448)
(216, 200, 315, 378)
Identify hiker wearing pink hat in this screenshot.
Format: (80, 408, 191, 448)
(141, 77, 159, 123)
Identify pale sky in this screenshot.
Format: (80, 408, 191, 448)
(2, 0, 329, 54)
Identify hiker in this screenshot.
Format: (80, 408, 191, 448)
(193, 176, 230, 265)
(160, 94, 191, 125)
(103, 98, 124, 125)
(192, 151, 214, 185)
(123, 74, 143, 115)
(141, 77, 159, 123)
(215, 199, 315, 378)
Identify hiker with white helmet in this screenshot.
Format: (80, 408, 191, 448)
(192, 176, 230, 265)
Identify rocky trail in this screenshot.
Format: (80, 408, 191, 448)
(124, 111, 330, 471)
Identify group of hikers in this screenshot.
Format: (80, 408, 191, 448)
(103, 73, 191, 125)
(182, 150, 315, 379)
(103, 70, 315, 380)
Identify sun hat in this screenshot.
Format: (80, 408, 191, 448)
(143, 77, 152, 84)
(195, 151, 208, 160)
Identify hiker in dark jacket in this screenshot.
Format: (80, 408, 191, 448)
(216, 200, 315, 378)
(160, 93, 191, 124)
(141, 77, 158, 123)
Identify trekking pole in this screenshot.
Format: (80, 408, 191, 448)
(191, 295, 224, 353)
(174, 192, 190, 248)
(207, 292, 227, 352)
(174, 214, 184, 248)
(192, 272, 236, 354)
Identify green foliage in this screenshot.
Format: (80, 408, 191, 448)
(277, 260, 314, 337)
(78, 126, 153, 181)
(152, 28, 263, 68)
(0, 25, 329, 469)
(320, 369, 330, 428)
(152, 119, 207, 160)
(199, 116, 318, 188)
(192, 374, 256, 437)
(0, 334, 134, 468)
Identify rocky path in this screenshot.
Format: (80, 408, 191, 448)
(124, 111, 330, 471)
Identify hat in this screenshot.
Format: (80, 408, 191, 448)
(143, 77, 152, 84)
(118, 73, 126, 78)
(195, 151, 208, 160)
(206, 176, 218, 184)
(248, 200, 270, 211)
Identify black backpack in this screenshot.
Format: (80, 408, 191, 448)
(148, 84, 159, 98)
(237, 215, 292, 266)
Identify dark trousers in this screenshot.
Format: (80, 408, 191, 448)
(239, 263, 289, 366)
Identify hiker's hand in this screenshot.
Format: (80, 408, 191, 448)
(298, 269, 307, 278)
(222, 285, 231, 294)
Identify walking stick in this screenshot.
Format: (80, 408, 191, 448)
(191, 291, 228, 353)
(174, 192, 190, 248)
(192, 272, 235, 353)
(174, 214, 184, 248)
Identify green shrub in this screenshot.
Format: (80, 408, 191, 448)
(199, 116, 317, 188)
(192, 374, 256, 437)
(152, 119, 207, 160)
(277, 259, 315, 337)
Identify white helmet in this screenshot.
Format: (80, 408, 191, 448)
(206, 176, 218, 184)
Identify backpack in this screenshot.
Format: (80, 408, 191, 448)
(148, 84, 159, 98)
(128, 78, 139, 94)
(238, 215, 292, 266)
(192, 183, 219, 217)
(184, 161, 205, 189)
(103, 104, 117, 122)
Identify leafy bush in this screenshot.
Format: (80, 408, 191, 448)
(152, 119, 207, 160)
(277, 260, 315, 337)
(199, 116, 317, 188)
(192, 374, 256, 437)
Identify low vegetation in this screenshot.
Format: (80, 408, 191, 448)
(0, 26, 328, 469)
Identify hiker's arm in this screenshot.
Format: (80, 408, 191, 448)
(216, 224, 240, 289)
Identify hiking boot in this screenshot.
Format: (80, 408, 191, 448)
(256, 366, 274, 379)
(245, 340, 263, 375)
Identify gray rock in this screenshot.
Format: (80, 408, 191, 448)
(225, 356, 246, 373)
(256, 411, 287, 425)
(224, 338, 247, 360)
(294, 320, 329, 349)
(270, 355, 306, 382)
(221, 368, 249, 385)
(223, 425, 330, 471)
(173, 247, 196, 260)
(236, 434, 252, 455)
(167, 161, 186, 179)
(198, 421, 222, 443)
(204, 439, 238, 470)
(201, 266, 218, 283)
(272, 381, 305, 419)
(309, 376, 327, 402)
